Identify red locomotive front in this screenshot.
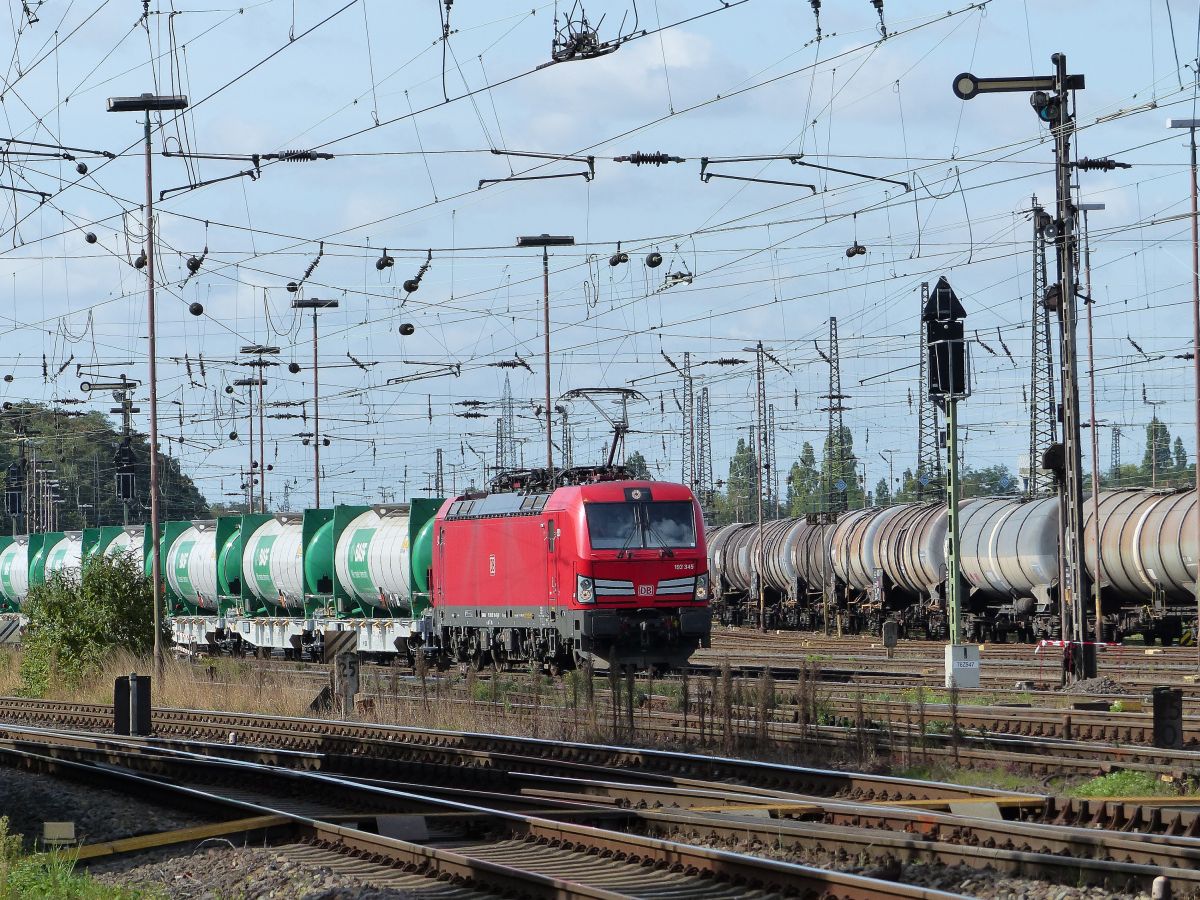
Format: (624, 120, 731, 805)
(431, 480, 710, 671)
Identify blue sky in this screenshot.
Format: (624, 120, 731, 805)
(0, 0, 1198, 508)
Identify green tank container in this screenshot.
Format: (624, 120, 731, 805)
(90, 525, 147, 571)
(238, 513, 305, 616)
(326, 498, 442, 618)
(43, 531, 85, 582)
(215, 517, 243, 612)
(302, 509, 335, 616)
(0, 536, 27, 611)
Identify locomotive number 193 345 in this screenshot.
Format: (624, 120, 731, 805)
(673, 563, 695, 571)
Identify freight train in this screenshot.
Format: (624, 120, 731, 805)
(708, 487, 1197, 644)
(0, 479, 711, 670)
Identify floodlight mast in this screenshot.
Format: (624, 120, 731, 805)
(292, 297, 339, 507)
(1166, 117, 1200, 670)
(1077, 202, 1105, 647)
(517, 235, 575, 488)
(106, 91, 189, 677)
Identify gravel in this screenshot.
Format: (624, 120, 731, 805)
(0, 766, 208, 850)
(682, 831, 1189, 899)
(91, 846, 420, 899)
(1060, 676, 1129, 695)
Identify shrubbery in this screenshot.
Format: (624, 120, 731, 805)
(19, 554, 162, 697)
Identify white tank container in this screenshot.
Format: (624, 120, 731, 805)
(959, 496, 1058, 601)
(241, 515, 304, 608)
(335, 508, 413, 610)
(43, 533, 84, 578)
(0, 539, 28, 605)
(99, 528, 145, 567)
(166, 524, 219, 611)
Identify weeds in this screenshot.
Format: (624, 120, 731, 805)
(0, 817, 149, 899)
(1069, 770, 1192, 798)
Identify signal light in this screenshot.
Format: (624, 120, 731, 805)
(1029, 90, 1060, 124)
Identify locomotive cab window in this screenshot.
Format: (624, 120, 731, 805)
(585, 501, 696, 550)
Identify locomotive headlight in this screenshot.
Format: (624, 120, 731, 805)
(577, 575, 595, 603)
(694, 573, 709, 601)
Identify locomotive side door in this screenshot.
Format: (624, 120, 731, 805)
(546, 517, 559, 608)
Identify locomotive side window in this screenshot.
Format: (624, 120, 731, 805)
(548, 519, 555, 553)
(585, 501, 696, 549)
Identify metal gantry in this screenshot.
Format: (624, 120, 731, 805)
(497, 373, 517, 472)
(818, 318, 849, 514)
(696, 385, 714, 514)
(916, 282, 943, 499)
(766, 403, 778, 518)
(681, 351, 696, 489)
(1110, 426, 1122, 483)
(1029, 197, 1058, 496)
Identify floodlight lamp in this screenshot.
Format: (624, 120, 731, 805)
(106, 93, 189, 113)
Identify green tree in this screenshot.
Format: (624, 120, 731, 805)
(893, 467, 919, 503)
(714, 439, 757, 524)
(820, 425, 863, 510)
(1174, 436, 1188, 472)
(625, 451, 651, 480)
(19, 553, 162, 697)
(1142, 417, 1173, 480)
(961, 464, 1018, 498)
(786, 442, 820, 515)
(0, 402, 209, 529)
(874, 477, 891, 505)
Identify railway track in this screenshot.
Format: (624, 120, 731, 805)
(4, 714, 1200, 895)
(0, 722, 967, 899)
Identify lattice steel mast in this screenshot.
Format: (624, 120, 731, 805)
(818, 318, 849, 513)
(1029, 197, 1058, 495)
(1110, 426, 1122, 484)
(697, 386, 714, 513)
(766, 403, 778, 518)
(682, 351, 696, 488)
(916, 282, 943, 499)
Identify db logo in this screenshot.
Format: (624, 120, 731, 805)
(638, 584, 654, 597)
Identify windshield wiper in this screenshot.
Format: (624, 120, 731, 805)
(615, 510, 641, 559)
(640, 506, 676, 558)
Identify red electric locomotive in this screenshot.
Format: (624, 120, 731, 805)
(431, 480, 710, 671)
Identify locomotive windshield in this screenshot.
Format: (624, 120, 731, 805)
(585, 501, 697, 550)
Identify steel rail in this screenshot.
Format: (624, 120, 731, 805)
(0, 731, 963, 900)
(8, 723, 1200, 893)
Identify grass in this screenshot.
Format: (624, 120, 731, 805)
(0, 817, 152, 900)
(864, 687, 1035, 707)
(1068, 770, 1194, 798)
(892, 763, 1047, 794)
